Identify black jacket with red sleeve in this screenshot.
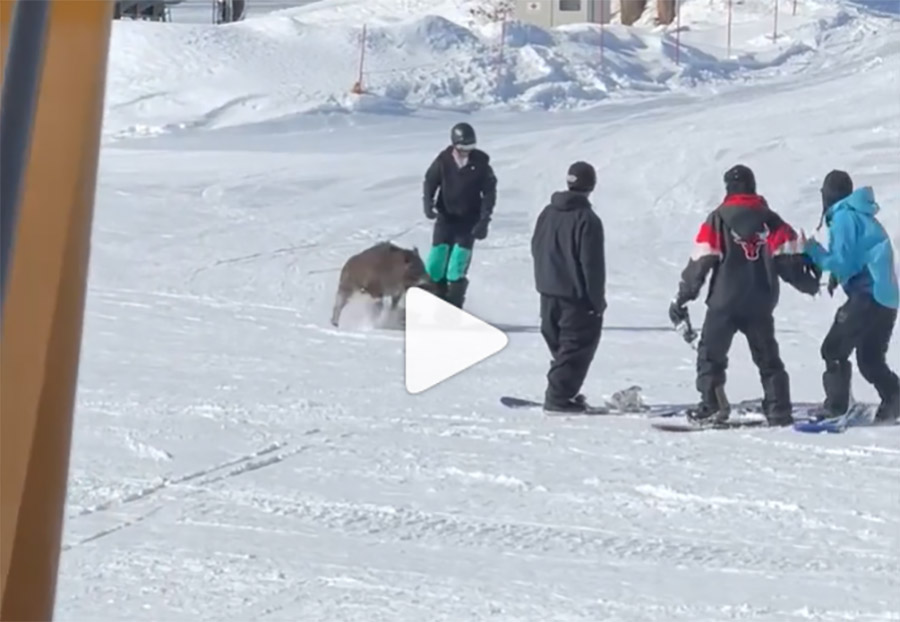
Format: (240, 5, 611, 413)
(675, 194, 819, 316)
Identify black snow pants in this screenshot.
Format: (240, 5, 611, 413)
(820, 294, 899, 415)
(540, 295, 603, 407)
(696, 309, 791, 415)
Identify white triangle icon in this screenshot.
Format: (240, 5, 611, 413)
(404, 287, 509, 394)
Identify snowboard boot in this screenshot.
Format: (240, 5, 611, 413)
(446, 277, 468, 309)
(874, 389, 900, 423)
(429, 279, 448, 301)
(762, 371, 793, 426)
(688, 386, 730, 424)
(764, 409, 794, 427)
(543, 397, 587, 416)
(687, 402, 729, 424)
(806, 403, 848, 422)
(822, 359, 852, 416)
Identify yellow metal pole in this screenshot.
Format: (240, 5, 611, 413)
(1, 0, 114, 619)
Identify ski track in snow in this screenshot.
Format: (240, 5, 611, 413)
(53, 0, 900, 620)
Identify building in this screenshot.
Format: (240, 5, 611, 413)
(514, 0, 612, 28)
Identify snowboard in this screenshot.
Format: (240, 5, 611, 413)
(792, 403, 895, 434)
(650, 416, 767, 432)
(651, 402, 888, 433)
(500, 385, 673, 417)
(500, 396, 612, 415)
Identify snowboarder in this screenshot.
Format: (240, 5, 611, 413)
(667, 164, 821, 426)
(421, 122, 497, 309)
(803, 170, 899, 422)
(531, 161, 606, 415)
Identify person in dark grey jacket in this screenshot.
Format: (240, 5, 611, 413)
(531, 161, 606, 415)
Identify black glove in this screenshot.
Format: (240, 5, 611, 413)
(423, 199, 436, 220)
(472, 217, 490, 240)
(668, 299, 688, 327)
(827, 273, 839, 297)
(803, 259, 822, 284)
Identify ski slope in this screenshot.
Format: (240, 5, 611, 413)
(58, 0, 899, 620)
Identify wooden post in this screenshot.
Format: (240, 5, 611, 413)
(657, 0, 676, 24)
(621, 0, 648, 26)
(773, 0, 779, 40)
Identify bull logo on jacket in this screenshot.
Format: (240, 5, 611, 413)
(731, 225, 770, 261)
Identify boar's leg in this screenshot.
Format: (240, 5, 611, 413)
(331, 286, 352, 327)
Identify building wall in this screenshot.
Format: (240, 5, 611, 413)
(514, 0, 611, 28)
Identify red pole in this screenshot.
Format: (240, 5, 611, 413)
(675, 0, 681, 65)
(773, 0, 779, 40)
(352, 24, 367, 93)
(727, 0, 733, 57)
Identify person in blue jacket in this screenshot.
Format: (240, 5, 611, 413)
(804, 170, 899, 422)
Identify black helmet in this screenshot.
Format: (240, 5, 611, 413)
(821, 169, 853, 210)
(566, 161, 596, 193)
(450, 122, 476, 149)
(724, 164, 756, 194)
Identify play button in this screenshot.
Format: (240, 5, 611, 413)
(404, 287, 509, 394)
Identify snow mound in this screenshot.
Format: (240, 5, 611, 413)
(104, 0, 898, 139)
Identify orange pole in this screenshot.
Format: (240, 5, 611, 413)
(355, 24, 366, 92)
(1, 0, 114, 619)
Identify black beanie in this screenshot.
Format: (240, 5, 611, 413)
(821, 169, 853, 210)
(724, 164, 756, 195)
(567, 161, 596, 193)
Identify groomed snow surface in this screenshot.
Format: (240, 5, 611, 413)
(59, 0, 899, 620)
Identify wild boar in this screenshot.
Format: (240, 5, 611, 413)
(331, 241, 433, 327)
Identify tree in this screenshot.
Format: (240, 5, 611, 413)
(468, 0, 514, 24)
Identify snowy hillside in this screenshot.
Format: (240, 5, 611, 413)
(55, 0, 900, 620)
(105, 0, 898, 139)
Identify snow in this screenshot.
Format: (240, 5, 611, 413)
(56, 0, 899, 619)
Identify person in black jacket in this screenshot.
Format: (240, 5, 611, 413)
(668, 164, 821, 426)
(422, 122, 497, 308)
(531, 161, 606, 415)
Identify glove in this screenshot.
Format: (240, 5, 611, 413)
(472, 217, 490, 240)
(668, 299, 688, 327)
(803, 257, 822, 283)
(827, 273, 839, 297)
(423, 199, 437, 220)
(800, 258, 822, 296)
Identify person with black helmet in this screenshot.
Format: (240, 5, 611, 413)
(531, 161, 606, 415)
(421, 122, 497, 308)
(667, 164, 820, 426)
(804, 170, 899, 423)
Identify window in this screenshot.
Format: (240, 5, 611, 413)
(559, 0, 581, 10)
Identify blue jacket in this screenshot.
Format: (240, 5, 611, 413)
(805, 186, 899, 309)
